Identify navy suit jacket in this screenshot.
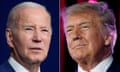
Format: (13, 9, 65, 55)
(67, 59, 120, 72)
(107, 59, 120, 72)
(0, 61, 43, 72)
(0, 61, 15, 72)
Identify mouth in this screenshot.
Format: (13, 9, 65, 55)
(29, 47, 43, 52)
(73, 44, 87, 49)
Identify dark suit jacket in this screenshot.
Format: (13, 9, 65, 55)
(0, 61, 15, 72)
(0, 61, 43, 72)
(107, 59, 120, 72)
(65, 59, 120, 72)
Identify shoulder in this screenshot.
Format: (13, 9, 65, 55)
(107, 59, 120, 72)
(0, 61, 15, 72)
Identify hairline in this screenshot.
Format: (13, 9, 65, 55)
(6, 2, 51, 30)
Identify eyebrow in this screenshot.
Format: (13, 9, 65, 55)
(66, 25, 73, 29)
(22, 25, 34, 29)
(22, 24, 34, 27)
(23, 25, 49, 28)
(66, 21, 92, 29)
(79, 21, 92, 25)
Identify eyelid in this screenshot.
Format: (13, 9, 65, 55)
(81, 25, 89, 28)
(66, 28, 73, 33)
(67, 29, 72, 32)
(24, 27, 33, 30)
(41, 28, 49, 32)
(80, 25, 89, 30)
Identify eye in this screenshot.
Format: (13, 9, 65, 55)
(24, 27, 33, 30)
(24, 27, 34, 32)
(66, 29, 73, 33)
(41, 29, 49, 32)
(80, 25, 89, 30)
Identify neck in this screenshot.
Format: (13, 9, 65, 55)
(77, 48, 112, 71)
(29, 65, 39, 72)
(11, 53, 40, 72)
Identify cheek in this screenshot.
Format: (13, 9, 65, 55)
(12, 37, 28, 57)
(16, 37, 29, 52)
(13, 32, 31, 49)
(86, 30, 101, 44)
(19, 35, 32, 47)
(86, 31, 105, 53)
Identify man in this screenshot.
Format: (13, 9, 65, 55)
(0, 1, 52, 72)
(62, 1, 120, 72)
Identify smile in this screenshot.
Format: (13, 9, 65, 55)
(73, 44, 87, 49)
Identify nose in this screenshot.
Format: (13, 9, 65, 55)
(32, 30, 42, 43)
(73, 28, 82, 41)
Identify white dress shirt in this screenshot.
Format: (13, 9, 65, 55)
(78, 55, 113, 72)
(8, 57, 41, 72)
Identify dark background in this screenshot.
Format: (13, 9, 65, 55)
(0, 0, 59, 72)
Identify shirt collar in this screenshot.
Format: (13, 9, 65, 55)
(8, 56, 41, 72)
(78, 55, 113, 72)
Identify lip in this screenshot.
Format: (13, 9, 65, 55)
(29, 47, 43, 52)
(73, 44, 87, 49)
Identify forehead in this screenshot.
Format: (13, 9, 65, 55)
(64, 11, 101, 27)
(15, 7, 51, 26)
(19, 7, 49, 16)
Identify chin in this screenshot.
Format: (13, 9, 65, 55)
(71, 53, 84, 60)
(26, 53, 48, 64)
(31, 56, 47, 63)
(27, 59, 43, 65)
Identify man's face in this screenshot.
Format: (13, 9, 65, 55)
(7, 7, 52, 64)
(64, 12, 111, 63)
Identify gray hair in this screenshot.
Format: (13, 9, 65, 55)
(6, 1, 50, 29)
(62, 2, 117, 52)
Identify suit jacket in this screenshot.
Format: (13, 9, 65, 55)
(0, 61, 43, 72)
(0, 61, 15, 72)
(107, 59, 120, 72)
(65, 59, 120, 72)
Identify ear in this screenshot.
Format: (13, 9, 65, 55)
(104, 34, 112, 46)
(6, 28, 14, 48)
